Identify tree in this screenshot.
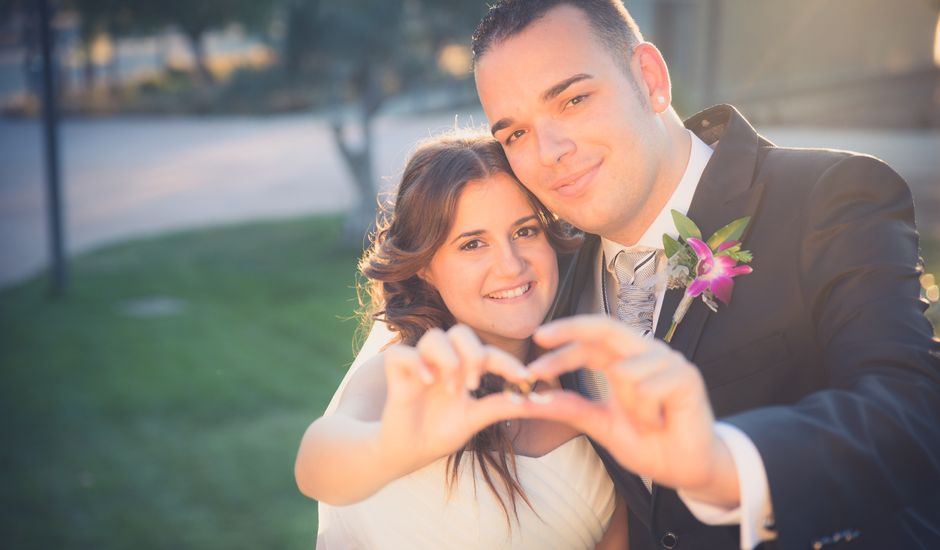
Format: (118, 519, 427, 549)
(284, 0, 487, 246)
(69, 0, 141, 91)
(139, 0, 279, 84)
(317, 0, 406, 244)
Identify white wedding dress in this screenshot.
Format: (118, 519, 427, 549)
(317, 435, 615, 549)
(315, 325, 616, 549)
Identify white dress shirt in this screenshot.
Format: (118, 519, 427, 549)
(584, 130, 775, 549)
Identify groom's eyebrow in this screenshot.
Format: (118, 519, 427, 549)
(490, 73, 594, 137)
(540, 73, 593, 102)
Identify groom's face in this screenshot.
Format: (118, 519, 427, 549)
(475, 5, 665, 240)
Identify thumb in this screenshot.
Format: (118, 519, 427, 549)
(518, 390, 610, 436)
(464, 392, 527, 432)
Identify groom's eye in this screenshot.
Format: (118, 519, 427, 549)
(565, 94, 588, 109)
(505, 129, 526, 145)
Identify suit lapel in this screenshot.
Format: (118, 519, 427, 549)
(649, 105, 770, 514)
(654, 105, 768, 361)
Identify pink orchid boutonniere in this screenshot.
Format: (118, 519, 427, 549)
(662, 210, 754, 343)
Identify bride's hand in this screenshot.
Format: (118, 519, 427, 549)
(377, 324, 530, 474)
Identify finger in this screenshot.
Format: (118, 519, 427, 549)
(526, 339, 627, 381)
(526, 341, 594, 380)
(604, 346, 671, 388)
(447, 324, 486, 391)
(608, 348, 693, 430)
(631, 357, 705, 420)
(514, 389, 610, 437)
(416, 328, 461, 394)
(463, 391, 529, 433)
(481, 346, 529, 383)
(383, 344, 433, 385)
(534, 314, 648, 357)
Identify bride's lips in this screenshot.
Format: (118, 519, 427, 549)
(550, 161, 601, 198)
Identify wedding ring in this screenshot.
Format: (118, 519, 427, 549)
(505, 378, 536, 397)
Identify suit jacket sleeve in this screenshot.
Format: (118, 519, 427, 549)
(723, 154, 940, 549)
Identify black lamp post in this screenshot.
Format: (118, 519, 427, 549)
(37, 0, 67, 297)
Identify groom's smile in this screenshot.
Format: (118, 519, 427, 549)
(549, 160, 603, 199)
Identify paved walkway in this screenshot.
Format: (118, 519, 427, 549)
(1, 111, 937, 288)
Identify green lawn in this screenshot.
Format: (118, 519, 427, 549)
(1, 215, 937, 549)
(0, 215, 361, 549)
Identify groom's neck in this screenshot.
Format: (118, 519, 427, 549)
(607, 120, 692, 247)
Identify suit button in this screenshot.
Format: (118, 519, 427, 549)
(660, 532, 678, 549)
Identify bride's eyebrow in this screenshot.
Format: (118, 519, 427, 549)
(451, 229, 485, 244)
(449, 215, 538, 244)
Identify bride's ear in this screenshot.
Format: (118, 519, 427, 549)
(417, 268, 435, 290)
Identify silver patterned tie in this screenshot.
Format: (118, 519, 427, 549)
(614, 249, 659, 336)
(579, 249, 659, 400)
(580, 249, 660, 492)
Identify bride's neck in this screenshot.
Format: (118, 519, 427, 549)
(484, 335, 531, 363)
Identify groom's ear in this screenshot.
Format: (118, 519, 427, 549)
(632, 42, 672, 114)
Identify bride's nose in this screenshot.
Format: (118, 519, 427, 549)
(493, 242, 527, 277)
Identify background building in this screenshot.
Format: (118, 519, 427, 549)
(635, 0, 940, 127)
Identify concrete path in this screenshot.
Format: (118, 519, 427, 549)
(0, 111, 482, 287)
(1, 111, 937, 288)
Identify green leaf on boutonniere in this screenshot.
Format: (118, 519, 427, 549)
(663, 234, 682, 258)
(706, 216, 751, 251)
(725, 249, 753, 263)
(671, 210, 702, 241)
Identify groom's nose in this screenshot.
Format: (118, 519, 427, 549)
(535, 120, 575, 166)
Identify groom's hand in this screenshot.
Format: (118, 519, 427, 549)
(523, 315, 741, 508)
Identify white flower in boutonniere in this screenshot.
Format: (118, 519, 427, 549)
(662, 210, 754, 343)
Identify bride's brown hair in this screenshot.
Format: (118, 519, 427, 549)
(358, 130, 580, 522)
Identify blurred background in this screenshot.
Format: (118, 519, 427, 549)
(1, 0, 938, 547)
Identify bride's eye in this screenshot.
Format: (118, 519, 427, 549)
(515, 225, 541, 239)
(460, 239, 485, 251)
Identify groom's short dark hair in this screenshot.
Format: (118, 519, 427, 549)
(471, 0, 644, 72)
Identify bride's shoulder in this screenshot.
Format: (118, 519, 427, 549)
(330, 352, 389, 421)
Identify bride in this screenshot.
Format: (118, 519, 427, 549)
(294, 131, 628, 548)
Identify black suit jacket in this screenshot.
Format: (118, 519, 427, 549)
(551, 105, 940, 550)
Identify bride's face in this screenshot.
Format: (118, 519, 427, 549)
(421, 172, 558, 351)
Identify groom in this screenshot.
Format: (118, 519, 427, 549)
(472, 1, 940, 549)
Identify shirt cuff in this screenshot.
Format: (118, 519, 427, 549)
(677, 422, 776, 550)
